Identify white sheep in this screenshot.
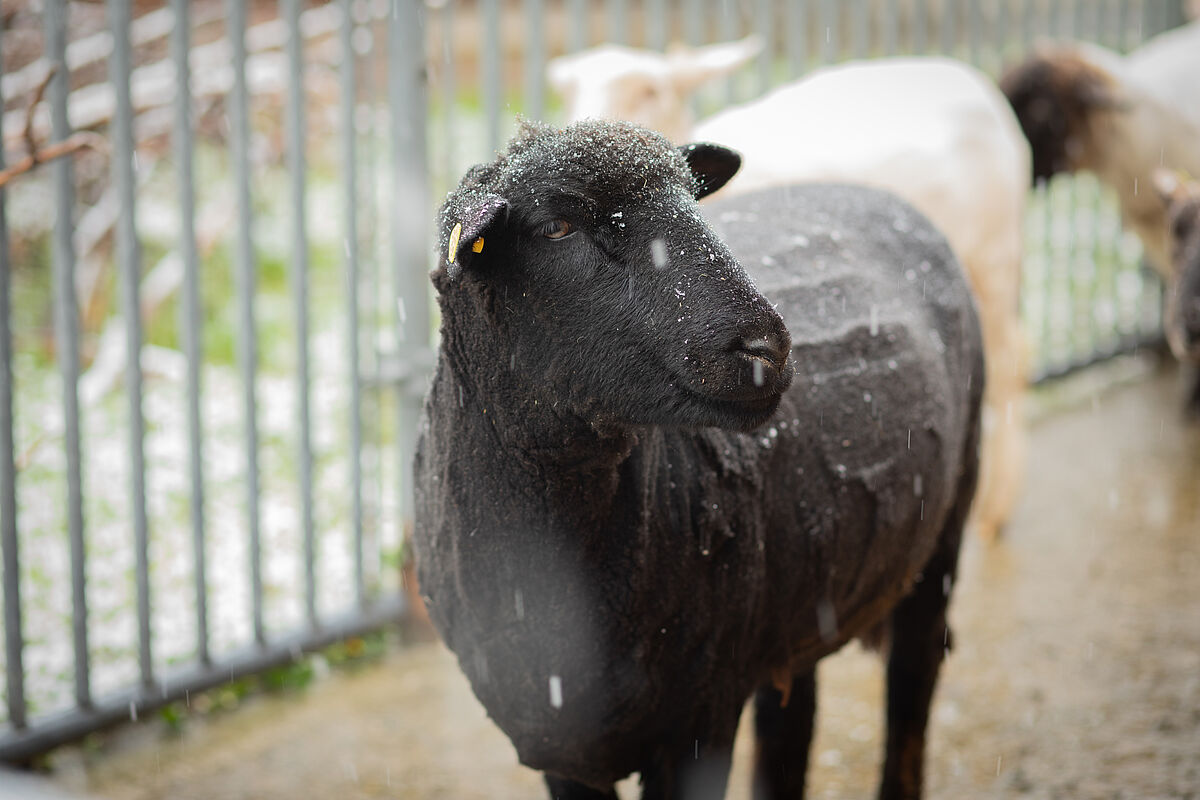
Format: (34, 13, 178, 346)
(549, 42, 1031, 542)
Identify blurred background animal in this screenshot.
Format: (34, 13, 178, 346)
(1153, 169, 1200, 413)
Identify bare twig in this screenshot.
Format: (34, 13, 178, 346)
(24, 64, 56, 161)
(0, 131, 108, 188)
(3, 3, 346, 151)
(0, 63, 108, 189)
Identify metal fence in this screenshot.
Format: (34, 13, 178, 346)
(0, 0, 1187, 764)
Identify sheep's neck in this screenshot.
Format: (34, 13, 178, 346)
(435, 328, 636, 501)
(1090, 91, 1200, 276)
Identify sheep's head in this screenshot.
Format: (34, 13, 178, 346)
(546, 37, 762, 143)
(999, 46, 1127, 183)
(1155, 169, 1200, 364)
(434, 119, 793, 433)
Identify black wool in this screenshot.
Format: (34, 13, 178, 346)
(413, 119, 984, 799)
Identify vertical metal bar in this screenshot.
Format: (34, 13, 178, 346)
(525, 0, 546, 120)
(1022, 0, 1036, 53)
(995, 0, 1008, 74)
(439, 2, 455, 195)
(819, 0, 837, 63)
(169, 0, 208, 665)
(755, 0, 773, 93)
(683, 0, 706, 119)
(787, 0, 807, 75)
(360, 7, 383, 601)
(567, 0, 587, 52)
(853, 0, 869, 58)
(0, 28, 27, 731)
(720, 0, 740, 104)
(685, 0, 706, 46)
(108, 0, 154, 689)
(227, 0, 264, 646)
(913, 0, 926, 52)
(884, 0, 899, 56)
(283, 0, 316, 628)
(1065, 0, 1090, 364)
(341, 0, 365, 609)
(1165, 0, 1186, 31)
(1143, 0, 1159, 36)
(608, 0, 629, 44)
(482, 0, 502, 155)
(648, 0, 669, 51)
(1117, 0, 1131, 50)
(45, 0, 91, 710)
(390, 0, 431, 529)
(940, 0, 955, 56)
(355, 6, 379, 599)
(968, 0, 983, 66)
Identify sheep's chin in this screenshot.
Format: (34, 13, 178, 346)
(677, 388, 784, 432)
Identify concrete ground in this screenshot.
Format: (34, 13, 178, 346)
(27, 361, 1200, 799)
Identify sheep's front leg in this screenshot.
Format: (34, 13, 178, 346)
(544, 774, 618, 800)
(639, 735, 736, 800)
(878, 525, 964, 800)
(752, 670, 817, 799)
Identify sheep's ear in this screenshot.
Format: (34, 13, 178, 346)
(666, 36, 763, 93)
(680, 142, 741, 200)
(442, 194, 509, 279)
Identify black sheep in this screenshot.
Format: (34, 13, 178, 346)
(413, 119, 984, 800)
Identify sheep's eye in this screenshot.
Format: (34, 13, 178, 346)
(541, 220, 573, 240)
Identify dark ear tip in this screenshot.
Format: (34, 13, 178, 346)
(680, 142, 743, 200)
(684, 142, 742, 169)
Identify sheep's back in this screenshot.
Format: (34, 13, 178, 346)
(1126, 21, 1200, 129)
(694, 57, 1029, 270)
(704, 184, 977, 357)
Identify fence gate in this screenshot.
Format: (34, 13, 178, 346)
(0, 0, 1188, 764)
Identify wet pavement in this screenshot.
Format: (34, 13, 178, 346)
(46, 361, 1200, 800)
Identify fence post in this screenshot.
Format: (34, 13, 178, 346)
(0, 20, 26, 734)
(44, 0, 92, 712)
(226, 0, 265, 647)
(107, 0, 154, 690)
(389, 0, 432, 532)
(169, 0, 209, 667)
(283, 0, 318, 629)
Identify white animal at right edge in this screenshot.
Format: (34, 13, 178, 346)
(550, 39, 1031, 543)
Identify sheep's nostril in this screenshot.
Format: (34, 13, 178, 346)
(739, 333, 790, 367)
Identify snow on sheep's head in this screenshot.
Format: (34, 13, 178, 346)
(432, 119, 792, 432)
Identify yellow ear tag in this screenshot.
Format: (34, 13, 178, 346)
(471, 237, 485, 253)
(448, 222, 462, 263)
